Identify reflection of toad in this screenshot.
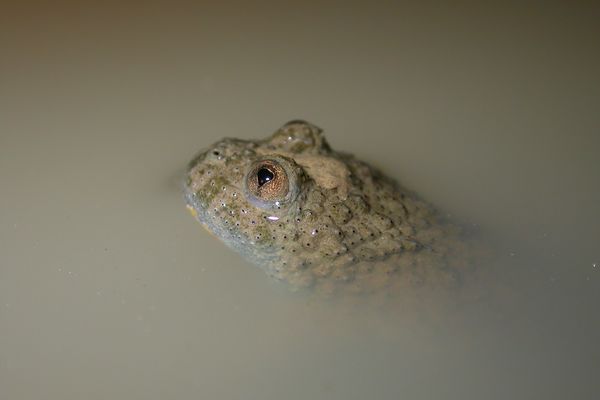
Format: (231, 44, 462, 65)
(184, 120, 471, 294)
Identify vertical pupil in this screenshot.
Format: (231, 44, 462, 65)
(257, 168, 274, 187)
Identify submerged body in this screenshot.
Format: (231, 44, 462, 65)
(184, 121, 471, 295)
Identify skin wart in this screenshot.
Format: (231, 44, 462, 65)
(183, 120, 473, 295)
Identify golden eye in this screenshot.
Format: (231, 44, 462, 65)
(245, 160, 289, 203)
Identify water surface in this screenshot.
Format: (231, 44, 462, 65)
(1, 2, 599, 399)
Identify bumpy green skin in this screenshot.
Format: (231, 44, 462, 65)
(184, 121, 469, 294)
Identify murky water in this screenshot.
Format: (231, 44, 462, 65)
(1, 2, 599, 399)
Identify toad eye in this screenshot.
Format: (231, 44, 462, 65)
(257, 168, 274, 186)
(244, 156, 298, 208)
(245, 160, 289, 204)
